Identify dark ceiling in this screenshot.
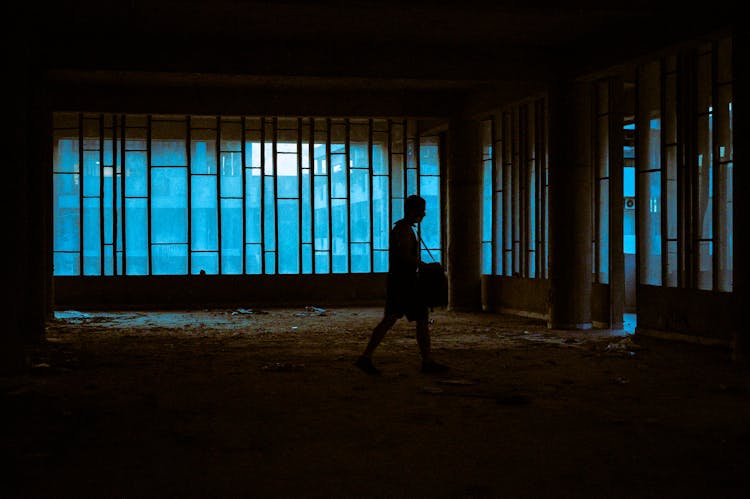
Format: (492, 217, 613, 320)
(14, 1, 737, 116)
(22, 1, 735, 77)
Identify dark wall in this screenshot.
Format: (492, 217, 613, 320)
(636, 286, 736, 345)
(481, 276, 549, 319)
(54, 274, 387, 310)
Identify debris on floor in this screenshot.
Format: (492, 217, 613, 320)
(231, 308, 268, 315)
(605, 335, 642, 355)
(293, 306, 331, 317)
(260, 362, 305, 372)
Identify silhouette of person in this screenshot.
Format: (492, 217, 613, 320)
(355, 194, 449, 375)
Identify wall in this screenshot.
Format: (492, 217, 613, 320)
(55, 274, 387, 310)
(636, 286, 736, 345)
(481, 275, 549, 319)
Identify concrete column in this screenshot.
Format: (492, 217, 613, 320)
(733, 26, 749, 360)
(445, 117, 482, 311)
(547, 81, 593, 329)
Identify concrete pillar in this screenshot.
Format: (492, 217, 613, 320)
(445, 117, 482, 311)
(547, 81, 593, 329)
(732, 26, 749, 361)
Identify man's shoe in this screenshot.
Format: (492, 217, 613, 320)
(421, 359, 450, 374)
(354, 356, 380, 375)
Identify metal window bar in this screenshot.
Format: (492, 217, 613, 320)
(241, 116, 247, 275)
(217, 117, 223, 273)
(711, 41, 719, 292)
(660, 58, 670, 288)
(112, 115, 119, 275)
(369, 118, 375, 271)
(345, 119, 352, 272)
(120, 114, 127, 274)
(186, 115, 193, 274)
(297, 118, 303, 274)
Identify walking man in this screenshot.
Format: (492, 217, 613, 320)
(355, 194, 449, 375)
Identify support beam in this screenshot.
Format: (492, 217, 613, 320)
(446, 118, 482, 311)
(548, 81, 593, 329)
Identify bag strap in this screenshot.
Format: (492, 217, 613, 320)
(418, 235, 437, 263)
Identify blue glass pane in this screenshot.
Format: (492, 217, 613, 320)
(482, 242, 492, 275)
(191, 137, 217, 174)
(221, 198, 243, 274)
(350, 169, 370, 243)
(419, 176, 440, 251)
(372, 176, 389, 250)
(54, 252, 79, 276)
(83, 197, 101, 275)
(151, 167, 187, 244)
(264, 252, 276, 274)
(313, 176, 329, 251)
(54, 174, 80, 252)
(125, 198, 148, 275)
(246, 169, 262, 243)
(277, 171, 298, 199)
(125, 152, 148, 197)
(152, 244, 188, 275)
(351, 243, 370, 273)
(103, 168, 114, 245)
(331, 154, 347, 199)
(419, 139, 439, 175)
(302, 244, 313, 274)
(351, 143, 368, 169)
(332, 199, 348, 273)
(373, 142, 388, 174)
(54, 137, 79, 173)
(220, 152, 243, 198)
(264, 178, 276, 250)
(301, 170, 312, 242)
(374, 249, 388, 273)
(277, 199, 300, 274)
(83, 151, 101, 197)
(191, 175, 218, 251)
(192, 252, 218, 275)
(315, 252, 330, 274)
(245, 245, 262, 274)
(152, 140, 187, 166)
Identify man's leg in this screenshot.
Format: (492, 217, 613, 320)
(363, 314, 398, 358)
(416, 318, 449, 373)
(355, 314, 399, 375)
(415, 318, 432, 360)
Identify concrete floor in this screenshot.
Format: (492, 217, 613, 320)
(2, 307, 749, 498)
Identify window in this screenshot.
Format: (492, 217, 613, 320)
(635, 36, 733, 291)
(480, 97, 549, 278)
(52, 115, 441, 276)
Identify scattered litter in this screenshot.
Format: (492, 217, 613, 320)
(423, 386, 445, 394)
(291, 326, 299, 330)
(615, 377, 630, 384)
(54, 310, 91, 321)
(605, 336, 643, 355)
(31, 363, 51, 369)
(231, 308, 268, 315)
(261, 362, 305, 372)
(293, 306, 332, 317)
(437, 378, 479, 386)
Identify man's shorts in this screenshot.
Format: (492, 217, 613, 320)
(384, 274, 428, 322)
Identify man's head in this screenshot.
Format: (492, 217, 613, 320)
(404, 194, 426, 224)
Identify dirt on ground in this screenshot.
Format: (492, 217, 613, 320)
(2, 307, 750, 498)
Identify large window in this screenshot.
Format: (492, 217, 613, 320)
(635, 36, 733, 291)
(480, 97, 549, 278)
(53, 114, 441, 276)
